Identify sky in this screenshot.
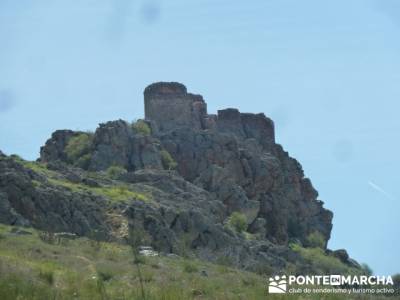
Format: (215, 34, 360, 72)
(0, 0, 399, 275)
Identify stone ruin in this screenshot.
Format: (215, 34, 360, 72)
(144, 82, 207, 131)
(17, 80, 335, 264)
(144, 82, 275, 143)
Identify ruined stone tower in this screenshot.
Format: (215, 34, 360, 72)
(144, 82, 207, 131)
(144, 82, 275, 143)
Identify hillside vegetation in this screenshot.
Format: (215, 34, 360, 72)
(1, 82, 397, 299)
(0, 224, 396, 300)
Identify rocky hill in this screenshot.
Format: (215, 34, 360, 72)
(0, 82, 361, 274)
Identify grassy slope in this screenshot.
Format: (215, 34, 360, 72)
(18, 159, 151, 204)
(0, 224, 266, 300)
(0, 225, 396, 300)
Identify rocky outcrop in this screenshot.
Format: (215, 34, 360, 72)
(0, 156, 109, 236)
(153, 83, 331, 246)
(1, 82, 342, 273)
(89, 120, 163, 171)
(0, 155, 292, 271)
(40, 130, 84, 163)
(40, 120, 164, 172)
(158, 127, 332, 245)
(38, 82, 332, 247)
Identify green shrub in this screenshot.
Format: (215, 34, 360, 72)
(75, 153, 92, 169)
(132, 120, 151, 135)
(134, 255, 146, 265)
(38, 269, 54, 285)
(106, 165, 127, 179)
(97, 270, 113, 282)
(160, 150, 177, 170)
(306, 231, 326, 248)
(183, 261, 199, 273)
(65, 133, 93, 164)
(10, 154, 24, 162)
(291, 243, 351, 275)
(243, 232, 255, 240)
(227, 212, 247, 233)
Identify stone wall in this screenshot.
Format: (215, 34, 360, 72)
(216, 109, 275, 144)
(143, 82, 275, 144)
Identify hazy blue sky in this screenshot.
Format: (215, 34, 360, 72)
(0, 0, 399, 275)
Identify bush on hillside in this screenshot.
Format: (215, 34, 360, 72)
(306, 231, 325, 249)
(75, 153, 92, 169)
(228, 212, 247, 233)
(160, 150, 177, 170)
(132, 120, 151, 135)
(290, 243, 353, 275)
(65, 133, 93, 165)
(183, 261, 199, 273)
(106, 165, 127, 180)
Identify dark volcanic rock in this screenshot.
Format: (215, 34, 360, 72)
(90, 120, 134, 170)
(157, 128, 331, 245)
(40, 130, 82, 163)
(37, 82, 333, 247)
(0, 155, 109, 236)
(40, 120, 164, 172)
(1, 81, 343, 273)
(90, 120, 164, 171)
(241, 113, 275, 145)
(89, 119, 163, 171)
(145, 83, 331, 246)
(216, 108, 246, 138)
